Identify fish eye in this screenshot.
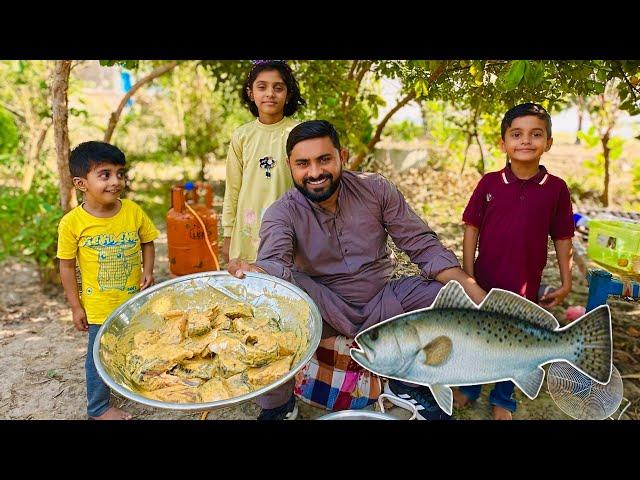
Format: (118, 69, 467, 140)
(370, 330, 379, 341)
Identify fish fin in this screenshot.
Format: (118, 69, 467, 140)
(431, 281, 478, 310)
(429, 384, 453, 416)
(479, 288, 559, 330)
(511, 367, 545, 399)
(423, 336, 452, 365)
(566, 305, 612, 384)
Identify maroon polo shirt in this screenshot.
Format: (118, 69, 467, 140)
(462, 165, 574, 302)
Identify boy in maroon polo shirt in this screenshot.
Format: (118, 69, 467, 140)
(453, 103, 575, 420)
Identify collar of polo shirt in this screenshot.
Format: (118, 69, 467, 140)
(501, 164, 550, 186)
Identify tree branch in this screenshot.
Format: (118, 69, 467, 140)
(349, 91, 417, 170)
(104, 60, 178, 143)
(0, 102, 25, 123)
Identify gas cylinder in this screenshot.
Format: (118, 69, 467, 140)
(166, 181, 219, 276)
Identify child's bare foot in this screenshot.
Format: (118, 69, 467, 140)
(491, 405, 512, 420)
(453, 389, 472, 409)
(90, 407, 132, 420)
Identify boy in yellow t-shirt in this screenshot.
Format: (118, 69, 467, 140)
(57, 141, 159, 420)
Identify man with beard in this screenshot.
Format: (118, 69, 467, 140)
(228, 120, 486, 420)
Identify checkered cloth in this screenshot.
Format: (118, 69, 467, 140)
(294, 335, 383, 411)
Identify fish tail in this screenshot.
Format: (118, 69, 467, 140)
(565, 305, 612, 384)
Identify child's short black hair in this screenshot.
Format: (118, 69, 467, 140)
(501, 103, 552, 139)
(286, 120, 341, 157)
(242, 61, 306, 117)
(69, 141, 126, 178)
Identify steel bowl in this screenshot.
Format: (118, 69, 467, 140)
(316, 394, 418, 420)
(317, 410, 396, 420)
(93, 271, 322, 412)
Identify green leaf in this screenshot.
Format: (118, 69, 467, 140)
(503, 60, 528, 91)
(610, 146, 623, 161)
(596, 68, 609, 82)
(524, 62, 545, 87)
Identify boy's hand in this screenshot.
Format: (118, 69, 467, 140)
(140, 272, 155, 291)
(72, 306, 89, 332)
(227, 258, 265, 279)
(539, 286, 570, 308)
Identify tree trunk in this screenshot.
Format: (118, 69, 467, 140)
(104, 61, 178, 143)
(199, 155, 207, 181)
(575, 96, 585, 144)
(52, 60, 76, 213)
(21, 121, 51, 192)
(475, 133, 486, 176)
(349, 61, 447, 171)
(349, 91, 416, 170)
(575, 110, 583, 144)
(601, 131, 610, 207)
(460, 133, 473, 175)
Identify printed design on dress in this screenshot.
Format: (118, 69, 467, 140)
(82, 232, 140, 292)
(259, 156, 276, 178)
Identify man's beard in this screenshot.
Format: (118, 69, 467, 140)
(293, 171, 342, 203)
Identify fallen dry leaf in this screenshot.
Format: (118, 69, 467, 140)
(627, 326, 640, 338)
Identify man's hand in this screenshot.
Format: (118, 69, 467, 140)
(227, 258, 265, 279)
(140, 271, 154, 291)
(539, 286, 570, 308)
(72, 306, 89, 332)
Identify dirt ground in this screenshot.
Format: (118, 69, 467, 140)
(2, 155, 639, 421)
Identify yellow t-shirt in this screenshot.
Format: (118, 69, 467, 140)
(222, 116, 297, 262)
(57, 199, 159, 325)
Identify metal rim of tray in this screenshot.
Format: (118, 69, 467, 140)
(93, 271, 323, 412)
(318, 410, 395, 420)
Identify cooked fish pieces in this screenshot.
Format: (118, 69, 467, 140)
(272, 331, 299, 357)
(138, 372, 200, 390)
(133, 330, 161, 349)
(232, 315, 271, 335)
(242, 331, 280, 367)
(220, 303, 253, 319)
(208, 331, 278, 367)
(115, 296, 306, 405)
(205, 305, 220, 319)
(208, 332, 245, 354)
(224, 373, 252, 397)
(100, 332, 119, 352)
(144, 384, 199, 403)
(187, 311, 212, 337)
(159, 311, 188, 344)
(214, 353, 249, 378)
(247, 356, 294, 388)
(172, 359, 218, 380)
(211, 314, 232, 330)
(181, 329, 218, 357)
(198, 378, 231, 402)
(125, 343, 193, 384)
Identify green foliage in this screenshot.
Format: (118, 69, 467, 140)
(99, 60, 140, 70)
(633, 160, 640, 195)
(0, 106, 19, 158)
(0, 170, 63, 279)
(111, 61, 250, 171)
(382, 120, 424, 142)
(0, 61, 53, 169)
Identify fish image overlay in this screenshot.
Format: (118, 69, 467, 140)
(350, 281, 612, 416)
